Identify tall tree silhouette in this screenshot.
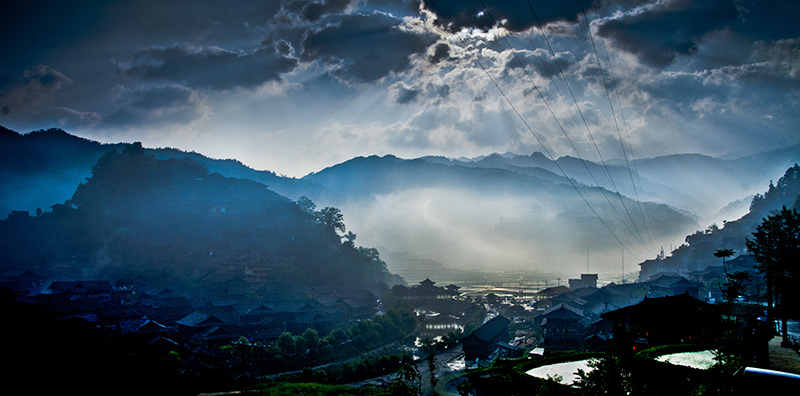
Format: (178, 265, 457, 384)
(714, 248, 735, 276)
(746, 206, 800, 345)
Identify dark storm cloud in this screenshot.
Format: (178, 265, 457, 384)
(392, 85, 422, 104)
(302, 12, 438, 83)
(363, 0, 422, 16)
(0, 1, 114, 63)
(1, 1, 286, 79)
(0, 65, 73, 117)
(597, 0, 739, 67)
(597, 0, 800, 68)
(101, 85, 208, 127)
(733, 0, 800, 40)
(430, 43, 452, 64)
(302, 0, 355, 22)
(115, 43, 298, 90)
(105, 1, 284, 44)
(504, 48, 577, 79)
(420, 0, 588, 32)
(389, 81, 450, 105)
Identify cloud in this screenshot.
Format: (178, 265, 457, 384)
(101, 85, 211, 128)
(2, 0, 799, 184)
(302, 12, 438, 83)
(594, 0, 800, 71)
(388, 79, 450, 105)
(733, 0, 800, 40)
(753, 38, 800, 79)
(301, 0, 355, 22)
(429, 43, 452, 64)
(114, 43, 298, 90)
(504, 47, 579, 84)
(0, 65, 73, 117)
(690, 96, 727, 118)
(597, 0, 740, 67)
(0, 1, 110, 60)
(419, 0, 586, 33)
(52, 108, 102, 128)
(390, 84, 421, 104)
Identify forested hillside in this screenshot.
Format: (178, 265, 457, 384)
(0, 142, 399, 295)
(639, 164, 800, 279)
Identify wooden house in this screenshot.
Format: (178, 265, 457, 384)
(601, 293, 718, 348)
(540, 303, 585, 350)
(646, 274, 701, 299)
(462, 315, 511, 361)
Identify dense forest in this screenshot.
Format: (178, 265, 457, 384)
(639, 164, 800, 279)
(0, 142, 400, 295)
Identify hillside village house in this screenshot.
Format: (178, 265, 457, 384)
(462, 315, 511, 361)
(540, 303, 585, 350)
(601, 293, 717, 348)
(646, 274, 701, 299)
(569, 274, 598, 289)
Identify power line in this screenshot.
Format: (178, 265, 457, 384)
(477, 0, 651, 253)
(514, 0, 653, 253)
(521, 0, 615, 177)
(588, 5, 657, 252)
(425, 0, 641, 260)
(577, 0, 656, 252)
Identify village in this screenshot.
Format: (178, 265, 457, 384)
(3, 245, 795, 396)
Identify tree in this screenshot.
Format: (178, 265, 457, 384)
(574, 355, 634, 396)
(746, 206, 800, 346)
(721, 271, 751, 323)
(301, 327, 321, 349)
(316, 206, 345, 234)
(391, 361, 420, 396)
(277, 332, 296, 355)
(420, 337, 439, 396)
(715, 248, 746, 321)
(343, 231, 357, 248)
(297, 196, 316, 216)
(714, 248, 735, 276)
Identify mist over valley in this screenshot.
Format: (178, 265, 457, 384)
(4, 1, 800, 394)
(3, 126, 798, 282)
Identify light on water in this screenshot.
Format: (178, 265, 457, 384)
(525, 359, 593, 385)
(655, 350, 717, 370)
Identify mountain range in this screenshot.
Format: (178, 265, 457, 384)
(2, 125, 798, 278)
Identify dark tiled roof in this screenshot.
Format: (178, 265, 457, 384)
(176, 311, 227, 327)
(601, 293, 709, 320)
(466, 315, 510, 342)
(193, 326, 237, 341)
(267, 299, 318, 313)
(48, 280, 113, 293)
(1, 269, 41, 280)
(536, 286, 571, 297)
(646, 274, 697, 288)
(542, 303, 584, 318)
(420, 278, 436, 286)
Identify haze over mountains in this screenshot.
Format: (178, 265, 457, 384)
(0, 140, 399, 296)
(2, 126, 799, 278)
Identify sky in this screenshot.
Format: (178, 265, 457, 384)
(2, 0, 799, 178)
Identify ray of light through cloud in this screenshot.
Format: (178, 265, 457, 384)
(2, 0, 799, 273)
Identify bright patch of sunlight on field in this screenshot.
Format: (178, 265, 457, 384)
(525, 359, 593, 385)
(655, 350, 717, 370)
